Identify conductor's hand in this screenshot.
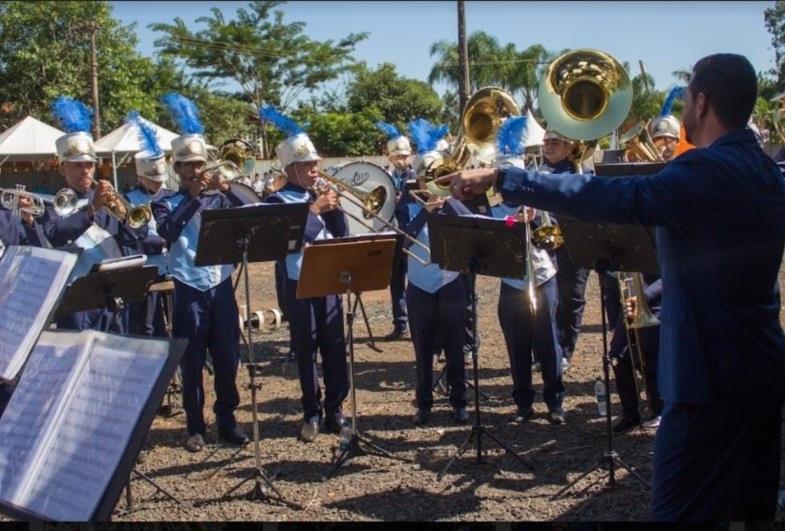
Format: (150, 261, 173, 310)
(424, 196, 445, 213)
(436, 168, 498, 200)
(311, 189, 339, 215)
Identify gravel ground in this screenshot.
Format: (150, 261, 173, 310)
(8, 261, 785, 522)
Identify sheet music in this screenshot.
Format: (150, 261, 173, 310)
(14, 332, 169, 521)
(0, 334, 87, 510)
(0, 247, 77, 380)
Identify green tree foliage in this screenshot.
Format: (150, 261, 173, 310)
(0, 1, 158, 133)
(150, 0, 366, 112)
(765, 1, 785, 90)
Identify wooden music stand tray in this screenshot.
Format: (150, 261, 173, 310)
(297, 234, 410, 479)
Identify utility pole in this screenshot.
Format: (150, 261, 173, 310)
(88, 21, 101, 139)
(457, 0, 470, 111)
(638, 60, 652, 93)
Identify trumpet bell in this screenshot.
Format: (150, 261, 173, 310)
(531, 225, 565, 251)
(127, 205, 152, 229)
(538, 49, 632, 141)
(53, 188, 79, 217)
(621, 122, 663, 162)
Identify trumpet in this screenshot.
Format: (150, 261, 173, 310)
(621, 121, 663, 163)
(199, 138, 261, 203)
(312, 170, 432, 266)
(54, 178, 152, 229)
(0, 185, 48, 218)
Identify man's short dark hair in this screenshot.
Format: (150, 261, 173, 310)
(690, 53, 757, 130)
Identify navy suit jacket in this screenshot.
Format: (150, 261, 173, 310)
(497, 129, 785, 404)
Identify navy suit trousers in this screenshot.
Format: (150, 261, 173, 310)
(651, 395, 784, 521)
(498, 278, 565, 410)
(389, 247, 408, 329)
(173, 277, 240, 435)
(285, 278, 348, 422)
(406, 279, 467, 411)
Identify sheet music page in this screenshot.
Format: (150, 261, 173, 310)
(0, 331, 88, 509)
(0, 247, 77, 380)
(19, 332, 169, 521)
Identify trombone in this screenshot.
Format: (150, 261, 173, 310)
(313, 170, 432, 266)
(617, 272, 660, 422)
(53, 178, 152, 229)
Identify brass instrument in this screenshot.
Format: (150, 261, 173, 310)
(621, 121, 663, 162)
(202, 138, 261, 203)
(538, 49, 633, 142)
(313, 170, 432, 266)
(53, 178, 152, 229)
(617, 272, 660, 422)
(425, 87, 520, 196)
(0, 185, 48, 217)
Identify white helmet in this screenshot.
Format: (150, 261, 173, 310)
(648, 115, 680, 140)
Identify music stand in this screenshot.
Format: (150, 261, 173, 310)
(426, 212, 535, 479)
(55, 264, 175, 510)
(297, 234, 410, 480)
(194, 202, 308, 509)
(552, 162, 662, 499)
(56, 265, 159, 332)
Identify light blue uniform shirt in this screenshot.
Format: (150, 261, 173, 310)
(405, 203, 459, 294)
(276, 187, 330, 281)
(161, 193, 233, 291)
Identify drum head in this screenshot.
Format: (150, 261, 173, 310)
(229, 182, 262, 204)
(331, 162, 396, 235)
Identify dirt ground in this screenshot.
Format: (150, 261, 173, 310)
(103, 262, 785, 522)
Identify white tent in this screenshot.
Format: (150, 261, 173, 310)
(0, 116, 64, 162)
(94, 117, 179, 189)
(524, 108, 546, 147)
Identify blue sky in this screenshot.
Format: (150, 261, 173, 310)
(111, 0, 776, 99)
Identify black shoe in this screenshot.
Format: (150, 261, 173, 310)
(547, 407, 566, 425)
(384, 326, 408, 341)
(413, 408, 431, 426)
(513, 407, 534, 424)
(613, 416, 641, 433)
(300, 416, 320, 442)
(218, 425, 250, 446)
(324, 412, 346, 434)
(452, 407, 469, 424)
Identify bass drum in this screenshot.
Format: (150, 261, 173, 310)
(330, 161, 396, 235)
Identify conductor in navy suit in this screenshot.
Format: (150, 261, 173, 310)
(440, 53, 785, 521)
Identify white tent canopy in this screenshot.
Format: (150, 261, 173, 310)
(93, 117, 178, 190)
(0, 116, 64, 162)
(524, 108, 546, 147)
(93, 117, 178, 155)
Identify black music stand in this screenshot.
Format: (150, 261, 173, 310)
(56, 265, 159, 333)
(194, 202, 308, 510)
(297, 234, 410, 480)
(552, 169, 660, 498)
(426, 212, 535, 479)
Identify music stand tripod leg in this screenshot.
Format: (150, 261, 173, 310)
(323, 276, 404, 481)
(437, 259, 534, 481)
(551, 272, 649, 501)
(212, 236, 298, 509)
(353, 292, 381, 353)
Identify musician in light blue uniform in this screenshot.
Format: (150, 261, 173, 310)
(404, 119, 468, 427)
(491, 117, 565, 425)
(376, 122, 414, 340)
(44, 97, 145, 333)
(260, 105, 349, 443)
(151, 93, 249, 453)
(124, 113, 169, 337)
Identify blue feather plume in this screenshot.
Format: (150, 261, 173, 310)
(259, 105, 303, 138)
(496, 116, 527, 156)
(407, 118, 448, 154)
(127, 111, 163, 158)
(375, 121, 401, 140)
(161, 93, 204, 135)
(660, 86, 686, 117)
(51, 96, 93, 134)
